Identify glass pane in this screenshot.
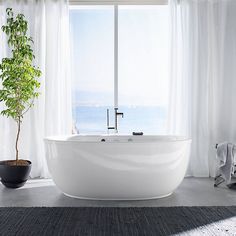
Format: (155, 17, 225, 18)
(118, 5, 169, 134)
(70, 6, 114, 134)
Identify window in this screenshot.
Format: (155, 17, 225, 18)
(70, 6, 114, 133)
(70, 5, 169, 134)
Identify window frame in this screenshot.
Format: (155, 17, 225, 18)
(69, 2, 169, 134)
(69, 1, 168, 110)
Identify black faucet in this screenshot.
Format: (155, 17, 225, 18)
(107, 108, 124, 133)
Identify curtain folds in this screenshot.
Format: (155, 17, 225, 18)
(169, 0, 236, 177)
(0, 0, 72, 178)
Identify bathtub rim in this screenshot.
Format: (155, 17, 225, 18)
(44, 134, 192, 144)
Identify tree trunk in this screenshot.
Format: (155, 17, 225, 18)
(15, 117, 21, 164)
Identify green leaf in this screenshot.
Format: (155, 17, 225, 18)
(0, 8, 42, 121)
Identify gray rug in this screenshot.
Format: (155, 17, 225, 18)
(0, 207, 235, 236)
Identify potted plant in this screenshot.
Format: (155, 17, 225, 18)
(0, 8, 41, 188)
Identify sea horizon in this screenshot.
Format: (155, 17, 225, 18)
(73, 105, 167, 134)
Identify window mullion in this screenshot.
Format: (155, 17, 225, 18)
(114, 5, 118, 109)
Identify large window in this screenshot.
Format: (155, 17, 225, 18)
(70, 5, 169, 134)
(70, 6, 114, 134)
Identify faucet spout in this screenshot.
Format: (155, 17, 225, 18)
(106, 109, 115, 132)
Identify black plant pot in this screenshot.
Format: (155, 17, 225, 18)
(0, 160, 31, 188)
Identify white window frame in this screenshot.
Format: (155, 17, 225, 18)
(69, 0, 168, 109)
(69, 0, 168, 5)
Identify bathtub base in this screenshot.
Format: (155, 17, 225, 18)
(63, 192, 173, 201)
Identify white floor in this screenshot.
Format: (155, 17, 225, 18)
(0, 177, 235, 207)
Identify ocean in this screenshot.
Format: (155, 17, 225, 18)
(73, 106, 167, 135)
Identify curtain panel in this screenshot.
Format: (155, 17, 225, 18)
(0, 0, 72, 178)
(168, 0, 236, 177)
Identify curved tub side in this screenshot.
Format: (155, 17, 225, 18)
(45, 138, 191, 200)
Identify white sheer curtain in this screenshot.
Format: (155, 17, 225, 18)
(169, 0, 236, 177)
(0, 0, 72, 178)
(208, 0, 236, 176)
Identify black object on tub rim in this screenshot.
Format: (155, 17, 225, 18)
(132, 132, 143, 136)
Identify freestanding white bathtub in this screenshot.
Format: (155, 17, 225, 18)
(44, 135, 191, 200)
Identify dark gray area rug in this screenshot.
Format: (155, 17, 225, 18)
(0, 207, 235, 236)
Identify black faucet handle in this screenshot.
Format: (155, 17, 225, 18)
(117, 112, 124, 118)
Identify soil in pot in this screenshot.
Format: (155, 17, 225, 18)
(5, 160, 30, 166)
(0, 160, 32, 188)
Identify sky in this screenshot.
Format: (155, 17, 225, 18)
(69, 5, 170, 107)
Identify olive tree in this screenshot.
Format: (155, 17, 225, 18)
(0, 8, 42, 162)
